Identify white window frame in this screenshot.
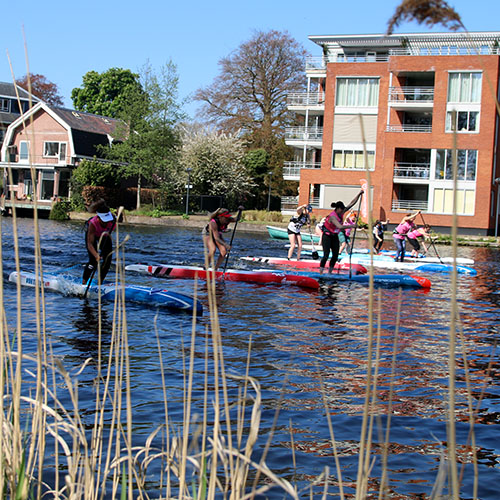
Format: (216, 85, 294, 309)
(435, 148, 478, 181)
(331, 146, 375, 171)
(447, 71, 482, 104)
(19, 141, 30, 162)
(335, 77, 380, 108)
(0, 98, 10, 112)
(445, 108, 480, 133)
(43, 141, 67, 161)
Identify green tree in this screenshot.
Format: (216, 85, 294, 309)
(71, 68, 146, 118)
(103, 61, 186, 209)
(179, 126, 255, 206)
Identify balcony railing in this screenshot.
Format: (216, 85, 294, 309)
(285, 127, 323, 141)
(393, 162, 430, 179)
(283, 161, 321, 179)
(308, 197, 320, 208)
(386, 124, 432, 133)
(281, 196, 299, 211)
(305, 47, 500, 71)
(287, 92, 325, 107)
(392, 200, 428, 211)
(388, 86, 434, 103)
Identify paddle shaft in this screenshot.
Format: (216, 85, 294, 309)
(308, 225, 319, 259)
(222, 206, 244, 275)
(349, 193, 364, 279)
(419, 212, 443, 264)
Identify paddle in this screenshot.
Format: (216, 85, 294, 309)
(419, 212, 443, 264)
(308, 225, 319, 259)
(222, 206, 244, 276)
(349, 192, 364, 279)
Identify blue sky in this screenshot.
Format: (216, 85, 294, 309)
(3, 0, 499, 117)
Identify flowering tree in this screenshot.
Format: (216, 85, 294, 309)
(179, 126, 255, 206)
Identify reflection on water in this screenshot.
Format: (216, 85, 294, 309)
(1, 217, 500, 498)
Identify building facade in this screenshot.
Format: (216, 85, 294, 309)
(0, 102, 122, 211)
(286, 32, 500, 235)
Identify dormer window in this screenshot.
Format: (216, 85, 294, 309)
(0, 98, 10, 112)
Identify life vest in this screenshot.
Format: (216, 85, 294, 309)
(323, 210, 342, 235)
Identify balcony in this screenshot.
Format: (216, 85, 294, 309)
(393, 162, 430, 181)
(392, 200, 428, 211)
(285, 126, 323, 143)
(386, 124, 432, 133)
(283, 161, 321, 181)
(388, 86, 434, 110)
(287, 92, 325, 109)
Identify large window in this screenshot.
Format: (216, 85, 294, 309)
(433, 188, 475, 215)
(446, 110, 479, 132)
(336, 78, 379, 107)
(447, 72, 482, 103)
(43, 141, 67, 160)
(435, 149, 477, 181)
(332, 149, 375, 170)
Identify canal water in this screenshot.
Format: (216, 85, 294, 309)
(1, 217, 500, 498)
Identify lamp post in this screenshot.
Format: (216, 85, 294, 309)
(267, 171, 273, 211)
(185, 168, 192, 216)
(495, 177, 500, 237)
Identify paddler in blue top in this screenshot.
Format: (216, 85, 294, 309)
(82, 200, 117, 284)
(202, 208, 236, 270)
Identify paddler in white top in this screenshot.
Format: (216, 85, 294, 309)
(82, 200, 117, 284)
(202, 208, 236, 270)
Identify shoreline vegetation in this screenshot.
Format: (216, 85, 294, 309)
(69, 210, 500, 248)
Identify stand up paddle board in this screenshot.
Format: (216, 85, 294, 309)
(125, 264, 320, 290)
(240, 256, 367, 275)
(9, 271, 202, 314)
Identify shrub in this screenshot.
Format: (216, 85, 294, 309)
(49, 200, 71, 221)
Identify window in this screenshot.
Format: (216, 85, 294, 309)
(448, 72, 482, 103)
(332, 149, 375, 170)
(446, 110, 479, 132)
(0, 98, 10, 112)
(433, 188, 475, 214)
(435, 149, 477, 181)
(19, 141, 29, 161)
(336, 78, 379, 107)
(43, 141, 67, 160)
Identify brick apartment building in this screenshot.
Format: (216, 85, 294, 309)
(285, 32, 500, 235)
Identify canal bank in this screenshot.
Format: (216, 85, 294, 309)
(69, 212, 500, 247)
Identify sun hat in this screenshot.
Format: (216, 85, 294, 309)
(96, 205, 114, 223)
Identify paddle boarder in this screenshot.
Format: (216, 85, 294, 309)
(373, 219, 389, 253)
(319, 190, 363, 273)
(339, 210, 357, 255)
(287, 203, 312, 261)
(82, 200, 117, 285)
(407, 224, 431, 257)
(392, 211, 420, 262)
(203, 208, 236, 269)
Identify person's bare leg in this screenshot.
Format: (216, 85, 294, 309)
(296, 234, 303, 261)
(288, 233, 296, 260)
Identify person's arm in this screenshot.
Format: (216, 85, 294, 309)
(209, 219, 230, 249)
(403, 211, 421, 223)
(345, 189, 364, 211)
(86, 224, 100, 261)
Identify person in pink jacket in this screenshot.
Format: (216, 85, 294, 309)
(392, 211, 421, 262)
(407, 224, 431, 257)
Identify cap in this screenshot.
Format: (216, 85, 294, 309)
(219, 210, 233, 218)
(306, 204, 313, 212)
(97, 211, 114, 223)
